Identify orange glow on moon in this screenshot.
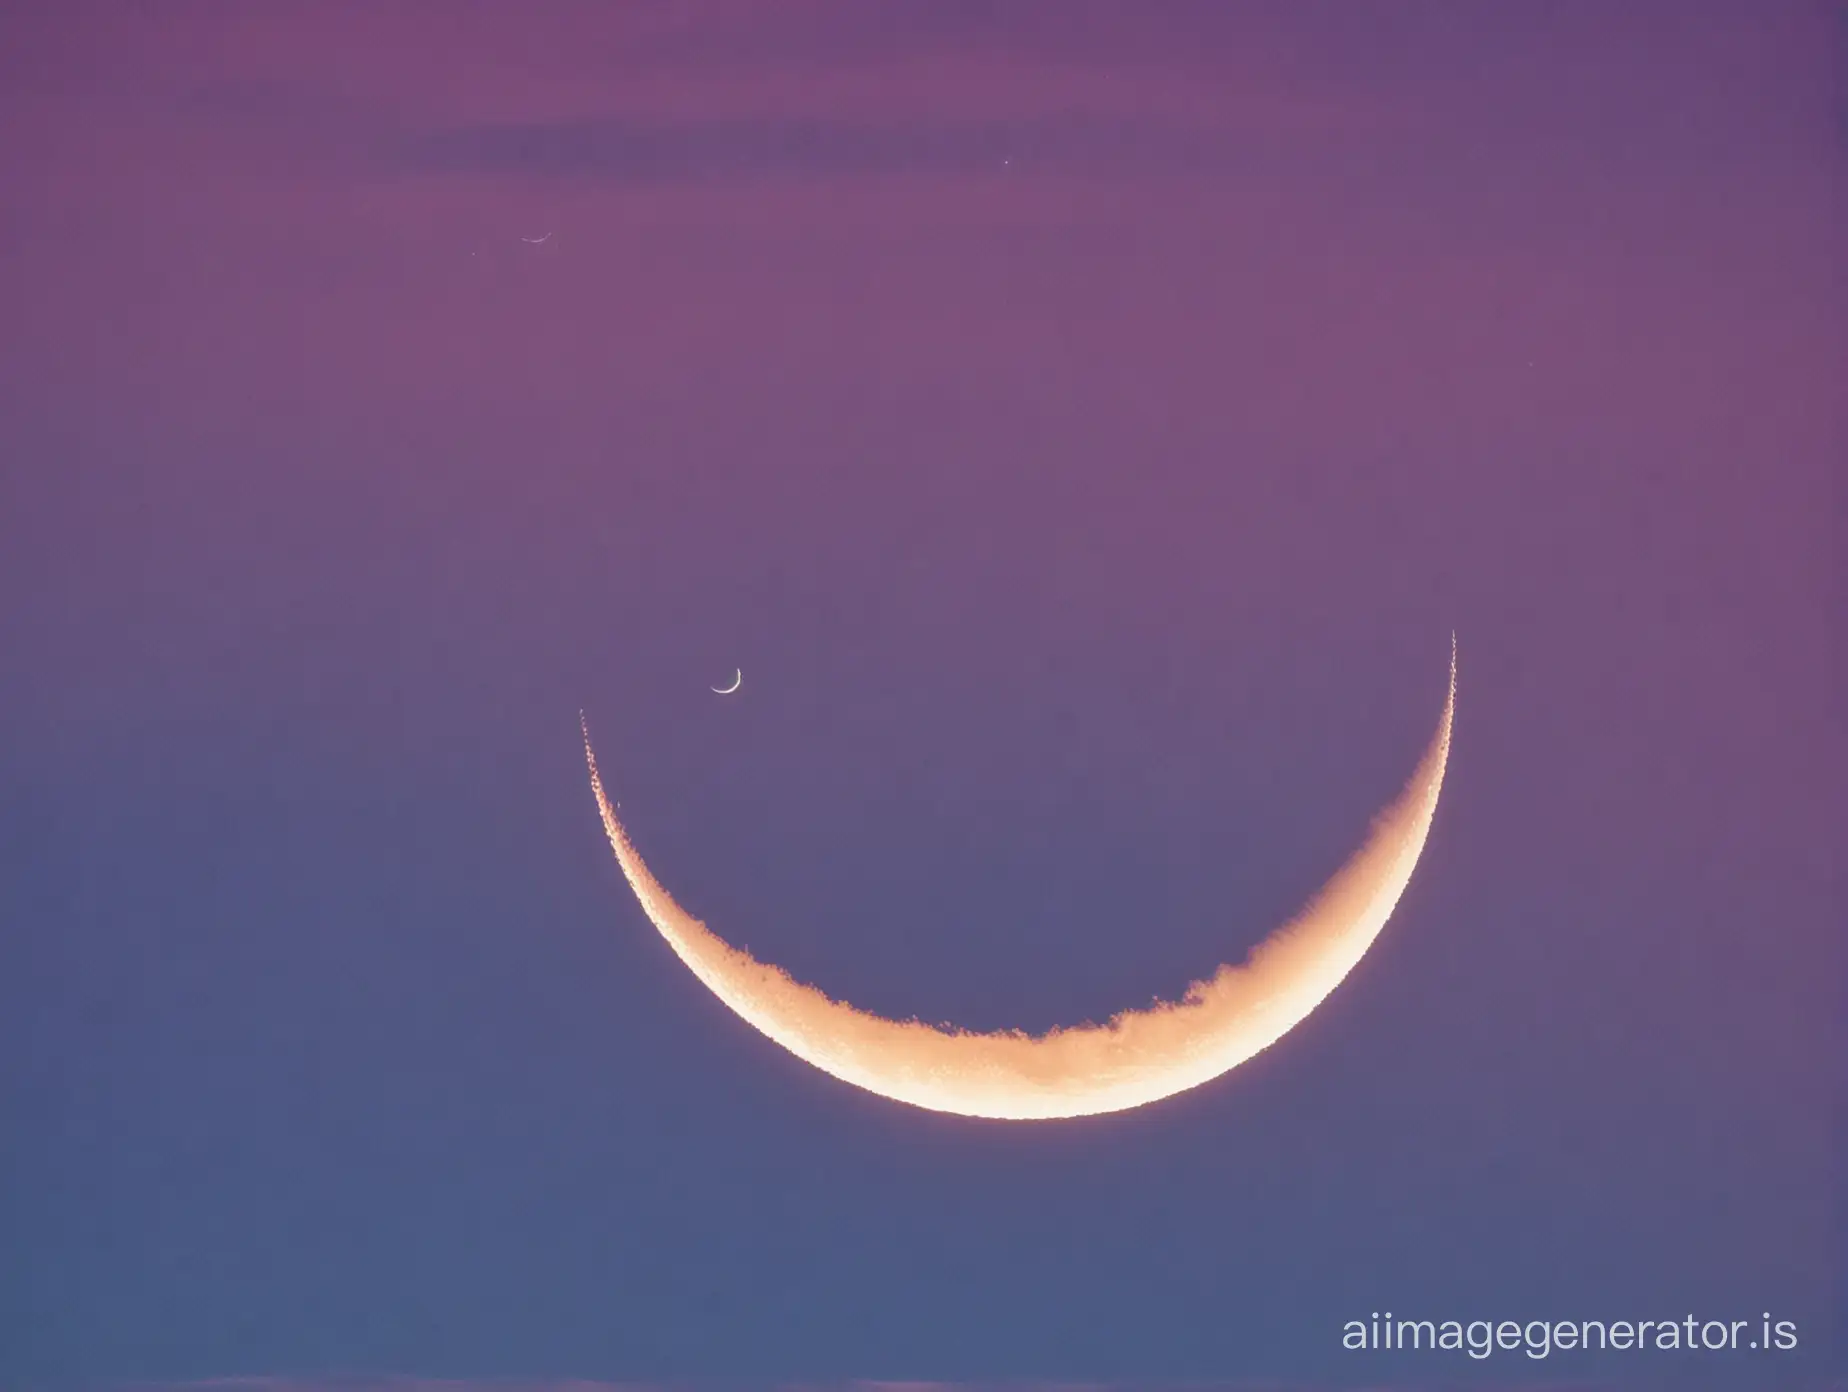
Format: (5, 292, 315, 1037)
(584, 642, 1454, 1120)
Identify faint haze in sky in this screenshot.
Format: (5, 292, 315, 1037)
(0, 0, 1839, 1386)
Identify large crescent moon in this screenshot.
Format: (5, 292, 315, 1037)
(585, 641, 1454, 1120)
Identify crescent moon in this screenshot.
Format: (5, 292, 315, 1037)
(584, 640, 1454, 1120)
(712, 669, 742, 694)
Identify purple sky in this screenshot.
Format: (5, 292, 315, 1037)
(1, 2, 1841, 1385)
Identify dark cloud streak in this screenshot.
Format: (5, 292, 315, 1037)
(395, 113, 1238, 186)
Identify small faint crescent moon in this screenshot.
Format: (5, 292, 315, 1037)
(585, 640, 1454, 1120)
(712, 670, 742, 694)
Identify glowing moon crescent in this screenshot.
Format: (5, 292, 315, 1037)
(585, 641, 1454, 1120)
(712, 670, 742, 694)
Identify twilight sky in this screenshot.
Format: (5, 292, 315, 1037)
(0, 2, 1841, 1386)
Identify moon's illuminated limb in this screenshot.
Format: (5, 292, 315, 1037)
(712, 669, 742, 694)
(584, 641, 1454, 1120)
